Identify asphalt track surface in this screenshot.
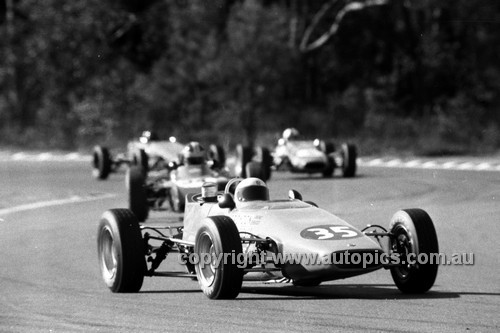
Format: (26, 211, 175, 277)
(0, 160, 499, 332)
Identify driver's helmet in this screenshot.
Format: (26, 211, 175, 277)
(182, 141, 206, 165)
(140, 130, 159, 143)
(282, 128, 300, 141)
(234, 178, 269, 202)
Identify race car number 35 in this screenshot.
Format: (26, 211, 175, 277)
(300, 225, 361, 240)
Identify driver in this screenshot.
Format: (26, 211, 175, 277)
(282, 128, 300, 141)
(181, 142, 206, 165)
(234, 178, 269, 203)
(140, 130, 159, 143)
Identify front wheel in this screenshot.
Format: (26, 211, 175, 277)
(132, 149, 148, 174)
(92, 146, 112, 180)
(389, 209, 439, 293)
(194, 216, 243, 299)
(340, 143, 357, 177)
(126, 166, 149, 222)
(97, 209, 146, 293)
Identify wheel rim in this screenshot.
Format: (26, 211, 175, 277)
(197, 232, 216, 287)
(391, 224, 414, 279)
(100, 226, 117, 281)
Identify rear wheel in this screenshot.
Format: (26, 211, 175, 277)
(208, 144, 226, 168)
(168, 186, 184, 212)
(322, 157, 335, 177)
(235, 144, 253, 178)
(132, 149, 148, 174)
(92, 146, 112, 180)
(255, 146, 272, 181)
(126, 166, 149, 222)
(194, 216, 243, 299)
(389, 209, 439, 293)
(341, 143, 357, 177)
(97, 209, 146, 292)
(320, 141, 335, 155)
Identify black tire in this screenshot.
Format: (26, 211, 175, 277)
(340, 143, 357, 178)
(320, 141, 335, 155)
(322, 157, 335, 178)
(194, 216, 243, 299)
(208, 144, 226, 168)
(245, 161, 265, 179)
(235, 144, 253, 178)
(389, 209, 439, 294)
(126, 166, 149, 222)
(168, 186, 184, 212)
(92, 146, 112, 180)
(254, 146, 272, 181)
(97, 209, 146, 293)
(132, 149, 148, 174)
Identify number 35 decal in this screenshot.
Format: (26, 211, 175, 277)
(300, 225, 361, 240)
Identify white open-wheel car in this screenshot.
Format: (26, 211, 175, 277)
(273, 128, 357, 178)
(125, 142, 269, 221)
(92, 131, 227, 181)
(97, 177, 439, 299)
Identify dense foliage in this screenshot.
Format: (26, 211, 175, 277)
(1, 0, 499, 154)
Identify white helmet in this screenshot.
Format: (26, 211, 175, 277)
(234, 178, 269, 202)
(283, 128, 300, 140)
(182, 141, 205, 165)
(141, 130, 159, 141)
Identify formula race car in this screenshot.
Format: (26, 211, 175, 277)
(126, 142, 267, 220)
(92, 130, 227, 180)
(97, 177, 439, 299)
(273, 128, 357, 177)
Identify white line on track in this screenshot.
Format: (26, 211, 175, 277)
(358, 158, 500, 172)
(404, 160, 421, 167)
(1, 152, 91, 162)
(2, 151, 500, 172)
(0, 193, 117, 217)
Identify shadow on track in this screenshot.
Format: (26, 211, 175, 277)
(140, 289, 201, 294)
(237, 283, 462, 301)
(137, 283, 500, 301)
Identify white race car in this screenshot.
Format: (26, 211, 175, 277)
(273, 128, 357, 177)
(91, 131, 225, 180)
(126, 142, 266, 220)
(97, 177, 439, 299)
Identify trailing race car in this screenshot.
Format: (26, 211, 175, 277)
(273, 128, 357, 177)
(126, 142, 266, 220)
(91, 130, 226, 180)
(97, 177, 439, 299)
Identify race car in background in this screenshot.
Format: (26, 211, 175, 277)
(273, 128, 357, 178)
(97, 177, 439, 299)
(91, 131, 226, 180)
(126, 142, 268, 220)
